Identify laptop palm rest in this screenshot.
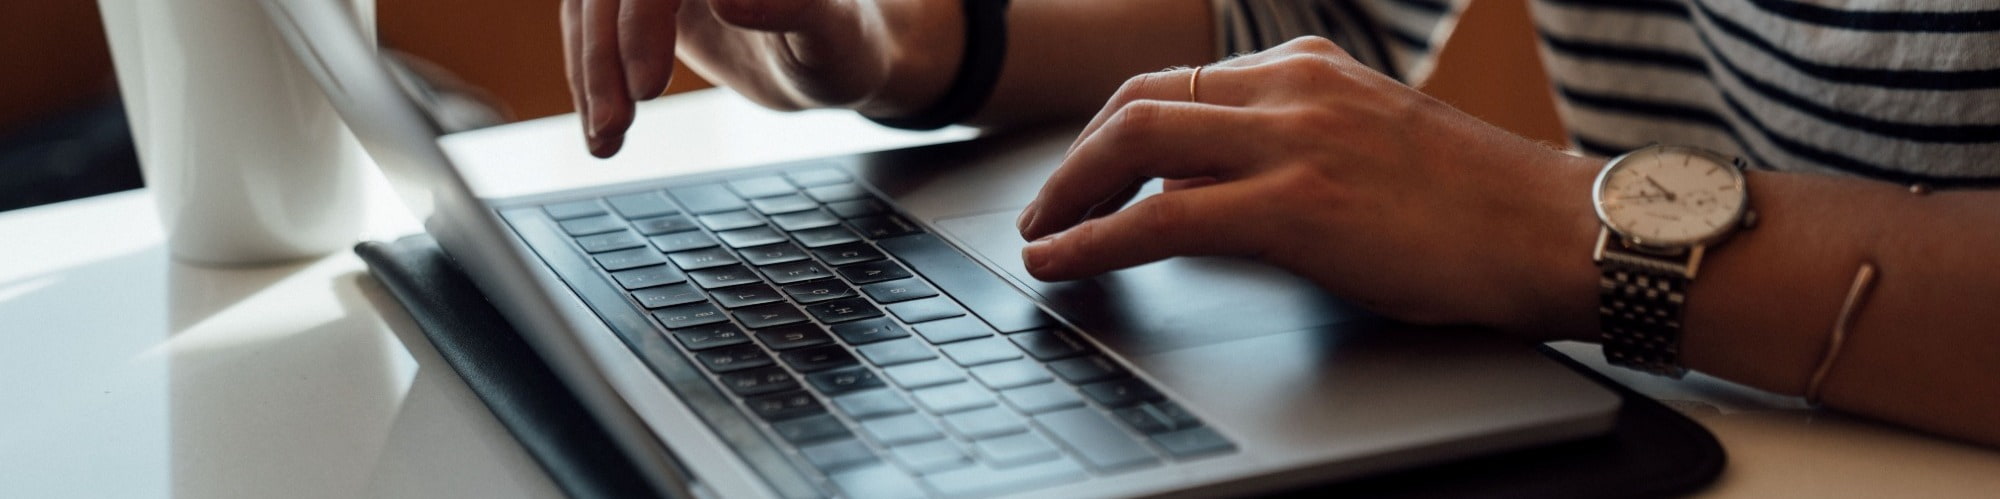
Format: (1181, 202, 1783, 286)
(935, 209, 1620, 482)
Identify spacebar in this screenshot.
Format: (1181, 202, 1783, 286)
(876, 233, 1055, 333)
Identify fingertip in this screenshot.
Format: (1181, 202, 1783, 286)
(1021, 235, 1061, 281)
(590, 133, 625, 158)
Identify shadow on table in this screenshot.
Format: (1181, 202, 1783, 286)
(166, 260, 406, 498)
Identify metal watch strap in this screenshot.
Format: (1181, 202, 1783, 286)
(1598, 260, 1690, 378)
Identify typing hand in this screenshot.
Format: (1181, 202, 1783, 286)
(1015, 37, 1604, 340)
(561, 0, 962, 158)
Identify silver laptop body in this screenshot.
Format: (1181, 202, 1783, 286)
(261, 1, 1619, 497)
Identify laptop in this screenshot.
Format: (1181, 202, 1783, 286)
(261, 1, 1620, 497)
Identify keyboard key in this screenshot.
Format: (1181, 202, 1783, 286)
(713, 283, 784, 308)
(1079, 378, 1165, 407)
(785, 167, 851, 187)
(804, 297, 884, 324)
(878, 234, 1058, 333)
(669, 323, 750, 351)
(800, 438, 878, 472)
(829, 463, 926, 499)
(698, 210, 764, 231)
(881, 360, 965, 389)
(718, 226, 787, 248)
(610, 265, 687, 289)
(825, 198, 886, 218)
(740, 242, 809, 266)
(593, 247, 667, 271)
(694, 344, 774, 373)
(750, 194, 818, 215)
(649, 231, 718, 252)
(773, 413, 850, 445)
(667, 247, 739, 270)
(781, 345, 859, 372)
(727, 175, 797, 199)
(912, 382, 998, 414)
(886, 440, 972, 474)
(836, 260, 911, 284)
(833, 389, 915, 419)
(1034, 407, 1160, 472)
(735, 302, 809, 329)
(912, 316, 996, 344)
(718, 367, 798, 397)
(746, 390, 824, 421)
(668, 184, 746, 214)
(631, 283, 705, 309)
(759, 260, 832, 285)
(830, 318, 909, 345)
(939, 337, 1023, 367)
(781, 280, 855, 304)
(943, 406, 1029, 440)
(1011, 330, 1087, 361)
(805, 183, 870, 203)
(631, 214, 699, 235)
(1112, 405, 1178, 434)
(887, 298, 967, 324)
(1150, 426, 1236, 458)
(606, 191, 679, 218)
(921, 458, 1086, 497)
(806, 367, 884, 395)
(559, 215, 625, 236)
(753, 323, 833, 350)
(811, 242, 884, 266)
(969, 360, 1054, 390)
(770, 209, 840, 231)
(793, 225, 862, 248)
(859, 278, 938, 304)
(861, 413, 945, 446)
(1001, 384, 1086, 414)
(544, 200, 607, 220)
(1151, 401, 1204, 429)
(849, 215, 923, 239)
(688, 265, 761, 289)
(857, 339, 937, 367)
(1047, 356, 1125, 384)
(653, 302, 728, 329)
(973, 431, 1060, 467)
(575, 229, 647, 253)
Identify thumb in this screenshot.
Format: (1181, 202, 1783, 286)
(1021, 187, 1252, 282)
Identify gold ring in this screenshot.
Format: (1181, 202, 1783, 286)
(1188, 65, 1204, 103)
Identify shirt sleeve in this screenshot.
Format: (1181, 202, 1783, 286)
(1211, 0, 1461, 83)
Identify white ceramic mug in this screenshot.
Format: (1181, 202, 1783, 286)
(98, 0, 375, 266)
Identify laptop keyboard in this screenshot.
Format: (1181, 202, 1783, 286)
(542, 167, 1234, 498)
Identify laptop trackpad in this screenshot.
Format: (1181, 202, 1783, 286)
(934, 209, 1368, 355)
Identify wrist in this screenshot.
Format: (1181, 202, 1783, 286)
(1504, 152, 1606, 343)
(856, 0, 965, 119)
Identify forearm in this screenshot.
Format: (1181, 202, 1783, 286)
(967, 0, 1213, 128)
(1540, 168, 2000, 445)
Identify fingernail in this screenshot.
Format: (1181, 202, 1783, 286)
(588, 95, 612, 137)
(1022, 234, 1056, 273)
(1015, 206, 1037, 237)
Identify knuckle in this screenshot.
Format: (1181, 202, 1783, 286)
(1285, 36, 1342, 55)
(1106, 101, 1167, 137)
(1132, 195, 1194, 234)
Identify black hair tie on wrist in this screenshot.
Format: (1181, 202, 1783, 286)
(866, 0, 1010, 130)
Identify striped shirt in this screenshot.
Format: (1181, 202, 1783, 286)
(1212, 0, 2000, 187)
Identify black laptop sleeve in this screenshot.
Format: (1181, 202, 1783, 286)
(356, 234, 1724, 499)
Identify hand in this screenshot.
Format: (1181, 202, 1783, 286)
(560, 0, 962, 157)
(1016, 37, 1604, 339)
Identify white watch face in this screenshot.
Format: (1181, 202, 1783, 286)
(1593, 146, 1747, 247)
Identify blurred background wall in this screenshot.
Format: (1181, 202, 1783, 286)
(0, 0, 1557, 213)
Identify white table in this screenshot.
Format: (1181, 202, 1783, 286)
(4, 89, 1997, 498)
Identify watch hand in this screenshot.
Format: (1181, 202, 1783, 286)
(1643, 176, 1679, 202)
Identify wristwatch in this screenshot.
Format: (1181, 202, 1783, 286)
(1591, 145, 1755, 377)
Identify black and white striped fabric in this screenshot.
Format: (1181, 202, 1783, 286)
(1211, 0, 2000, 187)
